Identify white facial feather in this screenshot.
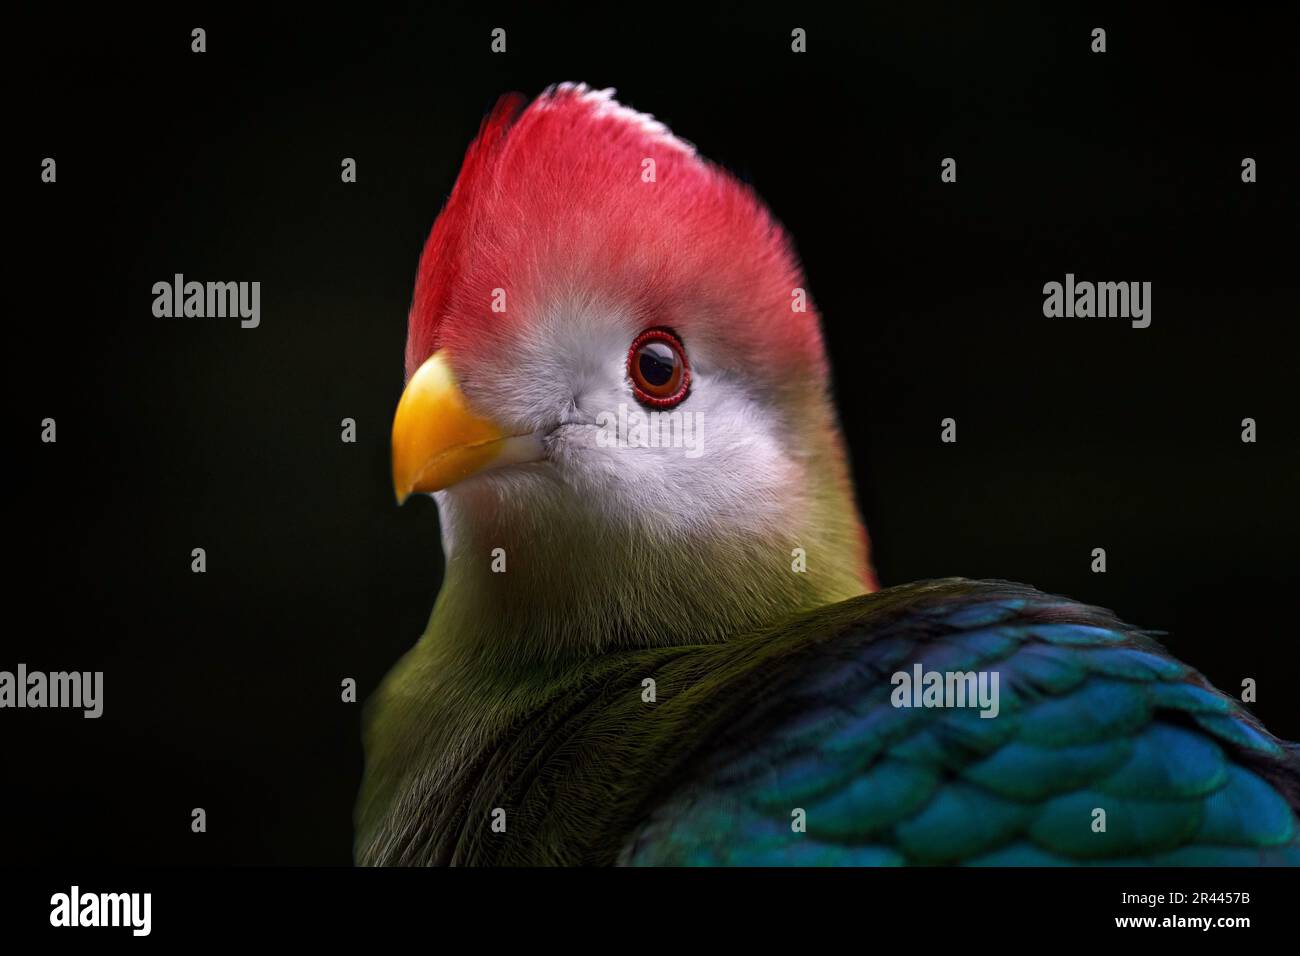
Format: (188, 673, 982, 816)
(426, 294, 869, 659)
(452, 297, 801, 535)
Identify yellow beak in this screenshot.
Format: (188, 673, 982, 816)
(391, 351, 543, 503)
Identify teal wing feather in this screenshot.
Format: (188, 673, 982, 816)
(620, 583, 1300, 865)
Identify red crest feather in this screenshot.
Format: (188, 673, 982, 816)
(404, 84, 826, 386)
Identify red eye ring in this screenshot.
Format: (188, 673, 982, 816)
(627, 328, 691, 408)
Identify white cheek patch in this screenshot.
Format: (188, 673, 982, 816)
(467, 296, 638, 430)
(554, 371, 803, 540)
(460, 296, 806, 539)
(591, 404, 706, 459)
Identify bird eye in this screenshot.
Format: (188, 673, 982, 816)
(628, 328, 690, 407)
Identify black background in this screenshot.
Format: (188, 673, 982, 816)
(6, 2, 1297, 866)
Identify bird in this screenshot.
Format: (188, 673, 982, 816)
(356, 83, 1300, 866)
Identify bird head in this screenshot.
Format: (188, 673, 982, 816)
(391, 84, 875, 660)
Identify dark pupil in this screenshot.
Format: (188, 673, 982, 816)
(638, 343, 676, 387)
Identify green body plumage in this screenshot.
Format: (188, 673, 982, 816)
(357, 579, 1300, 865)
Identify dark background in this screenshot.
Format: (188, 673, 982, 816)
(6, 2, 1297, 865)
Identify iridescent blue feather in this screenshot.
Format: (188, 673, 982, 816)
(622, 584, 1300, 866)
